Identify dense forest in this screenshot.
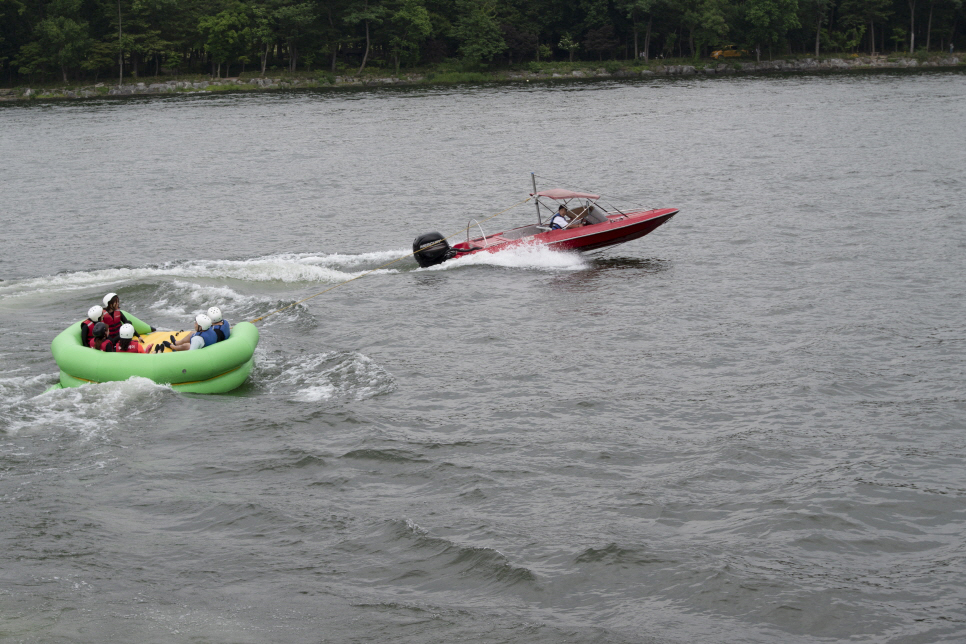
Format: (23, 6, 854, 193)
(1, 0, 963, 85)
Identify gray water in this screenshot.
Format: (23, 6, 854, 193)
(1, 71, 965, 643)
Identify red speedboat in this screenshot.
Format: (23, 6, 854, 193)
(413, 184, 678, 268)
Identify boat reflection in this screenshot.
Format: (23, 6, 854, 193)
(548, 257, 672, 291)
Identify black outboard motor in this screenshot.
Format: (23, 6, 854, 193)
(413, 232, 457, 268)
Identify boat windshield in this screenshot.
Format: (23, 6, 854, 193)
(532, 188, 603, 225)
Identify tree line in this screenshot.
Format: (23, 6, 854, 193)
(1, 0, 963, 85)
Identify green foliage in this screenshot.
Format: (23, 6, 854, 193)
(344, 0, 387, 74)
(250, 4, 275, 49)
(198, 5, 252, 70)
(584, 25, 618, 60)
(835, 0, 889, 52)
(558, 32, 579, 61)
(889, 26, 907, 51)
(824, 24, 865, 50)
(581, 0, 612, 29)
(277, 2, 318, 42)
(453, 0, 507, 65)
(81, 40, 116, 76)
(745, 0, 801, 49)
(388, 0, 432, 72)
(276, 2, 319, 71)
(3, 0, 965, 86)
(681, 0, 732, 56)
(14, 0, 91, 82)
(501, 23, 538, 64)
(343, 0, 386, 31)
(623, 0, 658, 21)
(18, 17, 91, 82)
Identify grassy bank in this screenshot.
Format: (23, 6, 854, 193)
(2, 53, 963, 101)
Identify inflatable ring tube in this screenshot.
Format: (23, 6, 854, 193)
(50, 312, 259, 394)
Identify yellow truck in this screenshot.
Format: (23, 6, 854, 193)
(711, 45, 748, 59)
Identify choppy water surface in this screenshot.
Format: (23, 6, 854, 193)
(1, 72, 965, 643)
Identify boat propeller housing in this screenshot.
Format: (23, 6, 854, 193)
(413, 232, 456, 268)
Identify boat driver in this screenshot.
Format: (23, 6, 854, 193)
(549, 205, 572, 230)
(551, 204, 606, 229)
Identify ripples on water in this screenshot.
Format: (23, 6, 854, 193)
(1, 71, 965, 643)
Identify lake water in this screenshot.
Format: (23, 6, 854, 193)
(1, 70, 965, 643)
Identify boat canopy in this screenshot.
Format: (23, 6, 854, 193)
(533, 189, 601, 201)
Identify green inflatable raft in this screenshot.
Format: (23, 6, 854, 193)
(49, 311, 259, 394)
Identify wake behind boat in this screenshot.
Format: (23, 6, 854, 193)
(412, 180, 678, 268)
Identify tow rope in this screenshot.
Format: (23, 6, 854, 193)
(249, 197, 532, 325)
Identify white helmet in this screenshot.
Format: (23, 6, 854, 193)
(87, 305, 103, 321)
(103, 292, 118, 307)
(195, 314, 212, 331)
(119, 323, 135, 340)
(206, 306, 223, 323)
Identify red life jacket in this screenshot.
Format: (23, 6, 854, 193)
(81, 319, 98, 345)
(89, 338, 114, 352)
(102, 310, 123, 339)
(117, 339, 149, 354)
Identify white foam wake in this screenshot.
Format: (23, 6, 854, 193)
(149, 281, 267, 320)
(252, 349, 396, 402)
(290, 249, 411, 268)
(0, 251, 409, 299)
(422, 243, 589, 272)
(0, 376, 171, 438)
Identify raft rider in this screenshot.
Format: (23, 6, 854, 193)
(80, 305, 103, 348)
(115, 323, 155, 354)
(89, 321, 115, 352)
(167, 314, 218, 352)
(101, 292, 155, 342)
(207, 306, 230, 342)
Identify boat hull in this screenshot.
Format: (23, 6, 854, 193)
(50, 312, 259, 394)
(545, 210, 677, 253)
(449, 208, 678, 259)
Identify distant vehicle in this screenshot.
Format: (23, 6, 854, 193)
(711, 45, 748, 59)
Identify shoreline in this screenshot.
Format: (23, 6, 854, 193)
(1, 54, 961, 102)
